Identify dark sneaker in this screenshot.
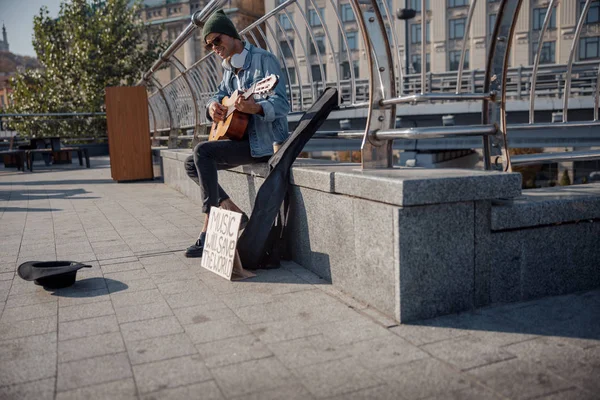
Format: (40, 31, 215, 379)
(185, 232, 206, 258)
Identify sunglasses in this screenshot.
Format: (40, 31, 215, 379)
(205, 34, 223, 51)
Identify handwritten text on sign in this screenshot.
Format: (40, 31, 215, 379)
(200, 208, 241, 280)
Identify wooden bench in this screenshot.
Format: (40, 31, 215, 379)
(25, 137, 90, 171)
(49, 138, 90, 169)
(0, 136, 26, 171)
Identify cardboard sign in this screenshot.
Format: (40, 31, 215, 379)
(200, 208, 242, 280)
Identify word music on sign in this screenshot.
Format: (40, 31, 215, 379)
(201, 208, 242, 280)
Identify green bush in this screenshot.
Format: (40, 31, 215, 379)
(6, 0, 166, 139)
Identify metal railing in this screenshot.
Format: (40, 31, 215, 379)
(140, 0, 600, 172)
(0, 113, 108, 143)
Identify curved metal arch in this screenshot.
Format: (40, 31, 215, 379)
(255, 22, 308, 109)
(456, 0, 477, 94)
(306, 0, 342, 104)
(420, 0, 427, 93)
(295, 2, 326, 97)
(147, 102, 157, 135)
(161, 78, 185, 130)
(150, 76, 173, 132)
(529, 0, 559, 123)
(187, 66, 214, 125)
(562, 0, 593, 122)
(246, 30, 263, 49)
(482, 0, 524, 172)
(376, 0, 404, 95)
(206, 53, 225, 92)
(269, 20, 299, 112)
(595, 64, 600, 121)
(350, 0, 396, 168)
(168, 55, 200, 135)
(263, 20, 299, 111)
(281, 7, 309, 110)
(327, 0, 358, 104)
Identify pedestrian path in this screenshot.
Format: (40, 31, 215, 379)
(0, 157, 598, 399)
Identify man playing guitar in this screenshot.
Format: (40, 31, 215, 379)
(184, 9, 290, 258)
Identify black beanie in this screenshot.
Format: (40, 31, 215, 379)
(202, 10, 241, 43)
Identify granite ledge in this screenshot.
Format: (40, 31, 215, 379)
(159, 148, 192, 162)
(159, 151, 523, 206)
(160, 149, 269, 177)
(491, 183, 600, 231)
(333, 167, 522, 206)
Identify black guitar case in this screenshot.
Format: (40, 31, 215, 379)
(237, 87, 339, 269)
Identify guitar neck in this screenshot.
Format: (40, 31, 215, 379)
(241, 75, 278, 100)
(242, 88, 256, 100)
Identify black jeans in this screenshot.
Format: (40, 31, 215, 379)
(185, 140, 270, 214)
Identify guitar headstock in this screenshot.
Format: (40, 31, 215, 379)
(250, 74, 279, 95)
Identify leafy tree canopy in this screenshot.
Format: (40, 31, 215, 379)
(6, 0, 166, 137)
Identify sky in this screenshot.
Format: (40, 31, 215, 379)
(0, 0, 62, 57)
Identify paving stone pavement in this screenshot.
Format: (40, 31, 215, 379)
(0, 157, 598, 400)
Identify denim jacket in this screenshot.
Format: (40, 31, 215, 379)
(207, 43, 290, 158)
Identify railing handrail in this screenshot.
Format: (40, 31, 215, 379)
(0, 113, 106, 117)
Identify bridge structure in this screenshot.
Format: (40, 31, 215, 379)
(141, 0, 600, 323)
(141, 0, 600, 171)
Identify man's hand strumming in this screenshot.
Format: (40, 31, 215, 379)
(234, 96, 263, 115)
(209, 102, 227, 122)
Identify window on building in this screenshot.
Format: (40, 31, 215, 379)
(287, 67, 296, 84)
(532, 41, 556, 64)
(341, 4, 355, 22)
(448, 0, 468, 8)
(309, 8, 324, 27)
(310, 35, 326, 55)
(311, 64, 326, 81)
(411, 53, 430, 73)
(488, 14, 496, 36)
(579, 36, 600, 60)
(411, 22, 430, 44)
(278, 13, 293, 30)
(342, 31, 358, 51)
(449, 18, 466, 39)
(341, 61, 359, 79)
(449, 50, 469, 71)
(581, 0, 600, 24)
(410, 0, 431, 12)
(532, 8, 556, 31)
(280, 40, 294, 58)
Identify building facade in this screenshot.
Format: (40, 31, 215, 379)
(262, 0, 600, 83)
(140, 0, 265, 85)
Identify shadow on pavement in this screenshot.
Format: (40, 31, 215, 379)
(0, 178, 116, 186)
(408, 290, 600, 341)
(237, 264, 331, 285)
(49, 277, 128, 296)
(0, 207, 62, 212)
(0, 189, 100, 201)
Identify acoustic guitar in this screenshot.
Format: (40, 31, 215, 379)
(208, 74, 280, 141)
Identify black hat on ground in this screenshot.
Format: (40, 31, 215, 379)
(18, 261, 92, 289)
